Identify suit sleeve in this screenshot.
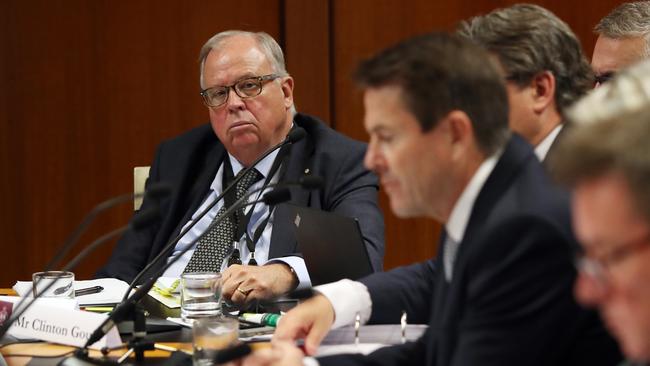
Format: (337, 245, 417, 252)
(450, 215, 619, 366)
(95, 144, 166, 282)
(324, 143, 385, 273)
(360, 259, 437, 324)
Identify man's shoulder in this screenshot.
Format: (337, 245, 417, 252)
(294, 113, 367, 154)
(478, 135, 574, 242)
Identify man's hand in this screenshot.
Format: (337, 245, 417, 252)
(221, 263, 297, 304)
(273, 294, 335, 356)
(240, 341, 304, 366)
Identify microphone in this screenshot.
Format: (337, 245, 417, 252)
(84, 185, 295, 348)
(0, 204, 164, 339)
(262, 187, 292, 205)
(214, 343, 252, 364)
(124, 127, 307, 297)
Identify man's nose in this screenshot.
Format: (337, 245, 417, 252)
(226, 88, 246, 110)
(574, 271, 608, 308)
(364, 141, 384, 174)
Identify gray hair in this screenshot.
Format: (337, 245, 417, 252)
(554, 59, 650, 220)
(198, 30, 288, 89)
(595, 1, 650, 57)
(457, 3, 593, 116)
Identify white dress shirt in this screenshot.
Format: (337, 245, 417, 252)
(162, 150, 311, 289)
(534, 124, 562, 161)
(318, 150, 502, 328)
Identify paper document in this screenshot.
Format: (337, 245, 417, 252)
(13, 278, 130, 306)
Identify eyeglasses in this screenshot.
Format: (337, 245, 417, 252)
(200, 74, 282, 107)
(594, 72, 615, 87)
(575, 234, 650, 287)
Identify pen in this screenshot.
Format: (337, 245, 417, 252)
(75, 285, 104, 297)
(82, 306, 114, 313)
(240, 313, 282, 327)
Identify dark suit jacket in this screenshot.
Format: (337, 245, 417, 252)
(97, 113, 384, 283)
(321, 135, 621, 366)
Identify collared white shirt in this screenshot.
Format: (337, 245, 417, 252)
(162, 150, 311, 289)
(318, 149, 502, 328)
(534, 124, 563, 161)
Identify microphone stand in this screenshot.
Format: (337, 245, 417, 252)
(0, 206, 163, 340)
(74, 187, 295, 364)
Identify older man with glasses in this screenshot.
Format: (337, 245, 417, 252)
(96, 30, 384, 306)
(553, 59, 650, 365)
(592, 1, 650, 87)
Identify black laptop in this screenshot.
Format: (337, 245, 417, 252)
(290, 206, 374, 286)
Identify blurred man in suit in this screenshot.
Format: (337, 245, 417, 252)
(554, 59, 650, 365)
(592, 1, 650, 87)
(97, 30, 384, 305)
(244, 32, 621, 366)
(457, 4, 592, 163)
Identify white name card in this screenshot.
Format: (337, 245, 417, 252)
(1, 296, 122, 349)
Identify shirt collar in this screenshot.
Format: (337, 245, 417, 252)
(534, 124, 563, 161)
(228, 148, 280, 180)
(445, 149, 502, 243)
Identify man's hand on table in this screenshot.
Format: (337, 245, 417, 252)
(221, 264, 297, 305)
(273, 293, 335, 356)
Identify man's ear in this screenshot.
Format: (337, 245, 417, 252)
(445, 110, 474, 146)
(281, 76, 295, 109)
(530, 70, 556, 114)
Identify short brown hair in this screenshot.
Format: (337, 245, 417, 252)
(457, 4, 593, 116)
(354, 32, 510, 156)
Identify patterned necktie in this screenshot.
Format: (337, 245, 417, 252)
(443, 235, 459, 282)
(183, 168, 263, 273)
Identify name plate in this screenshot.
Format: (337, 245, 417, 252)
(1, 296, 121, 349)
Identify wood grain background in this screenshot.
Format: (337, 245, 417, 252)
(0, 0, 621, 286)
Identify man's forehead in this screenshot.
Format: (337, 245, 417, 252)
(592, 36, 647, 73)
(574, 174, 649, 247)
(363, 86, 411, 129)
(208, 45, 269, 70)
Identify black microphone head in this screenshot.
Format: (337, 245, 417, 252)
(214, 343, 252, 364)
(262, 188, 292, 205)
(144, 182, 173, 201)
(299, 175, 324, 190)
(286, 127, 306, 144)
(130, 205, 161, 230)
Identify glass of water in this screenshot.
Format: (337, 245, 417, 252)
(192, 317, 239, 366)
(32, 271, 75, 299)
(181, 272, 222, 321)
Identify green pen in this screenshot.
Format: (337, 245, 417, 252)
(240, 312, 282, 327)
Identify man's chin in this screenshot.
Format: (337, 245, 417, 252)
(390, 200, 419, 219)
(620, 337, 650, 362)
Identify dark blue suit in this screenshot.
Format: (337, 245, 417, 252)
(320, 135, 621, 366)
(97, 113, 384, 283)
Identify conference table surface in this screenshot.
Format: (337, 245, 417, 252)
(0, 288, 272, 365)
(0, 289, 427, 365)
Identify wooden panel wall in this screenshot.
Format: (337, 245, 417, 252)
(0, 0, 622, 286)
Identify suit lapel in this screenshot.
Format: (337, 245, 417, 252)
(148, 140, 226, 265)
(462, 135, 533, 246)
(268, 122, 315, 258)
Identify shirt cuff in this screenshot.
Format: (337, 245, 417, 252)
(266, 256, 312, 290)
(303, 356, 319, 366)
(315, 279, 372, 329)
